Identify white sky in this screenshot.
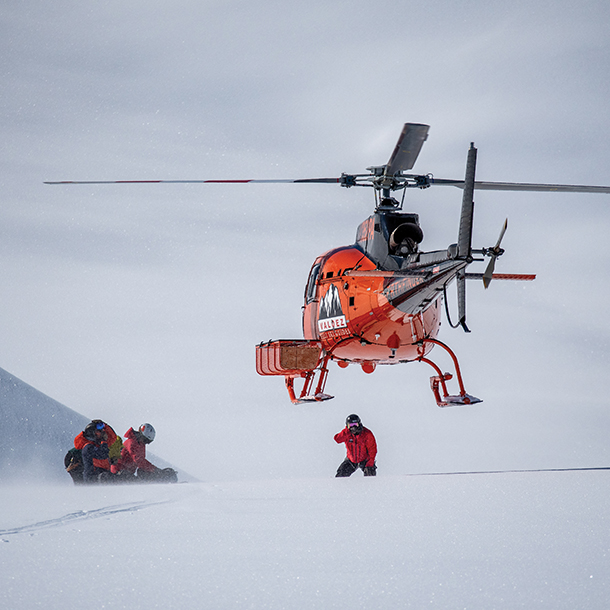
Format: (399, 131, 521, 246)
(2, 1, 610, 481)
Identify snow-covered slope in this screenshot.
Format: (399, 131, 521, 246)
(1, 473, 609, 609)
(0, 366, 185, 482)
(0, 366, 88, 482)
(1, 367, 609, 608)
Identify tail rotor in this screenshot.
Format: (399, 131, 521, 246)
(482, 219, 508, 289)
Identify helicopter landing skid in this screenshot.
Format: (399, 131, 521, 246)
(285, 376, 334, 404)
(429, 373, 482, 407)
(418, 338, 482, 407)
(284, 353, 334, 405)
(292, 392, 334, 404)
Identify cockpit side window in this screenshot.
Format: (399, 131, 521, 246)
(305, 263, 321, 303)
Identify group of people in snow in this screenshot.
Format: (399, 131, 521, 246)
(65, 420, 177, 485)
(66, 412, 377, 484)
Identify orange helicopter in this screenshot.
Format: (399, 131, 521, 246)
(46, 123, 610, 406)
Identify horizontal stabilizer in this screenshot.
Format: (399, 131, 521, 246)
(465, 273, 536, 281)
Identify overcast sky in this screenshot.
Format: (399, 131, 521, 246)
(2, 1, 610, 481)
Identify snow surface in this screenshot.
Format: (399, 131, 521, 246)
(1, 473, 609, 609)
(2, 366, 610, 608)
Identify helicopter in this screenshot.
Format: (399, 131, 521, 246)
(46, 123, 610, 406)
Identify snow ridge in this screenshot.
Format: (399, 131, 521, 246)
(0, 366, 187, 483)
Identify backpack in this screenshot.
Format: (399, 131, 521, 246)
(64, 447, 84, 484)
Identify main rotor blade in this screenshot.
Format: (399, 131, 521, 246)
(44, 178, 344, 185)
(430, 178, 610, 194)
(384, 123, 429, 176)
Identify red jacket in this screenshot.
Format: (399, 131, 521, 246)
(334, 426, 377, 467)
(74, 424, 119, 471)
(117, 428, 157, 474)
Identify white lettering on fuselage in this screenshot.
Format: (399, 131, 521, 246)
(318, 315, 347, 333)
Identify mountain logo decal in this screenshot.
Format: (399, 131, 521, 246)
(318, 284, 347, 332)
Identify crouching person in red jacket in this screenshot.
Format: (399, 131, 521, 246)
(116, 424, 177, 483)
(334, 414, 377, 477)
(73, 420, 121, 484)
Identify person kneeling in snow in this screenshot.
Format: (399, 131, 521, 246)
(116, 423, 177, 483)
(334, 414, 377, 477)
(72, 420, 122, 484)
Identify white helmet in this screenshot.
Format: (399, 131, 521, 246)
(138, 423, 156, 443)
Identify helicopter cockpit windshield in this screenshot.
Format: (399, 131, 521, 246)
(305, 263, 321, 303)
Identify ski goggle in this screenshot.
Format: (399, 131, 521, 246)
(348, 422, 360, 427)
(95, 422, 105, 430)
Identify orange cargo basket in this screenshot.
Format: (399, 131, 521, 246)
(256, 340, 323, 376)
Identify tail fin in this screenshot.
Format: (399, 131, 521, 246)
(457, 270, 470, 333)
(456, 143, 477, 333)
(457, 143, 477, 258)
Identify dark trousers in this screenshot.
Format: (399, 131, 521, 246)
(136, 468, 178, 483)
(81, 443, 109, 484)
(335, 459, 377, 477)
